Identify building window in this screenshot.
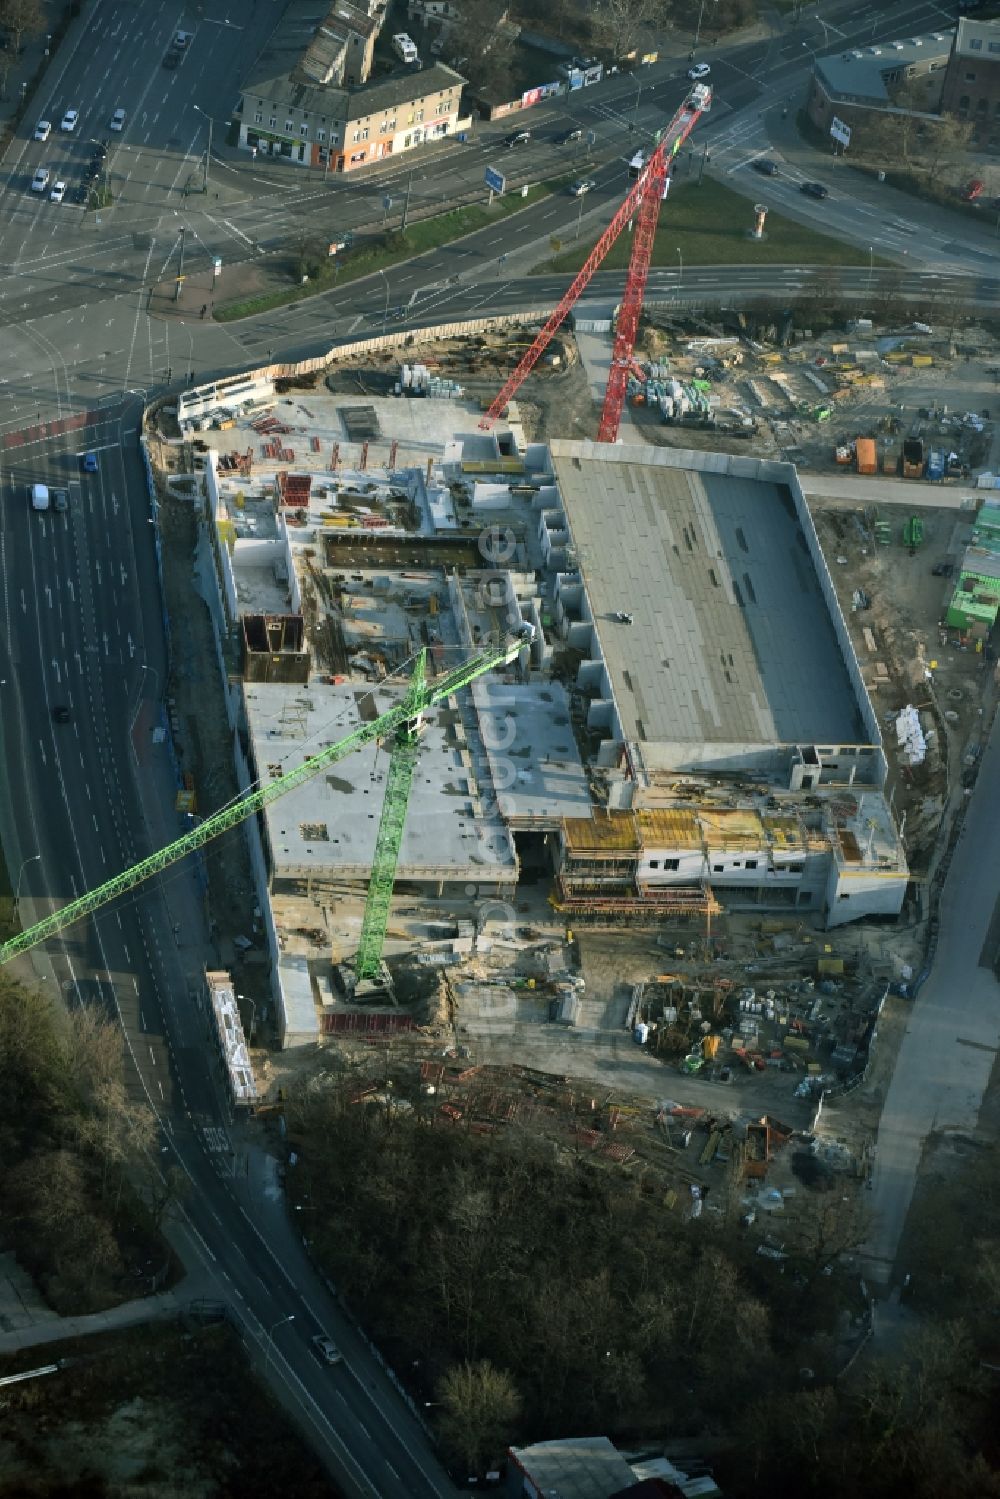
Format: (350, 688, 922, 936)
(959, 94, 971, 113)
(301, 124, 308, 136)
(713, 864, 724, 873)
(965, 71, 977, 80)
(317, 127, 326, 141)
(269, 117, 277, 128)
(664, 858, 679, 871)
(745, 858, 758, 870)
(969, 37, 983, 49)
(649, 859, 659, 869)
(285, 119, 294, 132)
(838, 892, 850, 901)
(254, 112, 262, 124)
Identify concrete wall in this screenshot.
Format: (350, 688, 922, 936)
(825, 864, 908, 926)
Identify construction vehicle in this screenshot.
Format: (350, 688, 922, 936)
(0, 626, 535, 978)
(903, 516, 924, 548)
(479, 83, 712, 444)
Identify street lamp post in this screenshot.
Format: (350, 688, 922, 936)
(265, 1314, 294, 1370)
(868, 245, 874, 294)
(14, 854, 41, 914)
(378, 269, 390, 335)
(193, 106, 213, 193)
(676, 247, 683, 286)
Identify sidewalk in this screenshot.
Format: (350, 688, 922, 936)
(0, 1280, 209, 1356)
(0, 0, 86, 151)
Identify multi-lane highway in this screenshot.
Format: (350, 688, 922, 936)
(0, 0, 996, 1487)
(0, 408, 454, 1498)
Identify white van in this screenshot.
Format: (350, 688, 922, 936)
(392, 32, 419, 64)
(31, 482, 50, 511)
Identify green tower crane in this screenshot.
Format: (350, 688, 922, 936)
(0, 626, 533, 969)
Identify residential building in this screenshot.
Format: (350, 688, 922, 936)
(236, 0, 465, 169)
(941, 15, 1000, 143)
(806, 29, 953, 137)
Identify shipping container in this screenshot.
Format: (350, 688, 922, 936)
(855, 437, 877, 475)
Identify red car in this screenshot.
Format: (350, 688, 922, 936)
(964, 178, 985, 201)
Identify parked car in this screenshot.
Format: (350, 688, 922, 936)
(964, 178, 985, 201)
(570, 177, 596, 197)
(34, 119, 51, 141)
(751, 157, 777, 175)
(81, 451, 98, 473)
(50, 180, 66, 203)
(60, 108, 79, 132)
(687, 62, 711, 80)
(110, 107, 126, 131)
(31, 167, 49, 192)
(932, 561, 955, 577)
(555, 127, 583, 145)
(504, 129, 530, 147)
(800, 180, 829, 199)
(311, 1335, 343, 1365)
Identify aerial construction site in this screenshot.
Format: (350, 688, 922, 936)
(6, 79, 996, 1264)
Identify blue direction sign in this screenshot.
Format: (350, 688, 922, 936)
(484, 165, 506, 195)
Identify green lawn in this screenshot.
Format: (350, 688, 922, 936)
(541, 176, 890, 275)
(215, 176, 576, 323)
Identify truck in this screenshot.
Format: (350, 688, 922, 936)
(30, 482, 50, 512)
(902, 436, 925, 479)
(391, 32, 419, 64)
(854, 436, 877, 475)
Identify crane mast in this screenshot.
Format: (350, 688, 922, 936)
(479, 84, 711, 438)
(1, 627, 533, 968)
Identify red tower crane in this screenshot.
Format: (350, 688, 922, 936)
(479, 83, 712, 443)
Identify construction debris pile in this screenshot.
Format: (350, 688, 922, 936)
(627, 961, 883, 1102)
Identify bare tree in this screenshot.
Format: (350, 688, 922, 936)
(435, 1359, 520, 1477)
(596, 0, 658, 61)
(0, 0, 45, 56)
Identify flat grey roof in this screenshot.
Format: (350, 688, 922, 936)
(511, 1438, 636, 1499)
(815, 31, 952, 101)
(244, 679, 515, 881)
(471, 680, 591, 826)
(549, 442, 863, 749)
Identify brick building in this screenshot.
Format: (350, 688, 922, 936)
(806, 29, 952, 137)
(236, 0, 465, 170)
(941, 15, 1000, 144)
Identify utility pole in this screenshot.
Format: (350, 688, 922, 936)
(174, 227, 186, 303)
(400, 170, 413, 232)
(204, 114, 213, 192)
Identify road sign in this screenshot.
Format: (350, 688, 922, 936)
(830, 116, 851, 148)
(484, 165, 506, 195)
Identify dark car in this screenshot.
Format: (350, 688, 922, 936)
(52, 705, 71, 723)
(932, 561, 955, 577)
(752, 157, 777, 175)
(163, 48, 181, 68)
(800, 181, 829, 199)
(52, 488, 69, 512)
(504, 129, 530, 147)
(555, 127, 583, 145)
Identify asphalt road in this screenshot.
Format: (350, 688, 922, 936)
(0, 0, 997, 1484)
(863, 719, 1000, 1292)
